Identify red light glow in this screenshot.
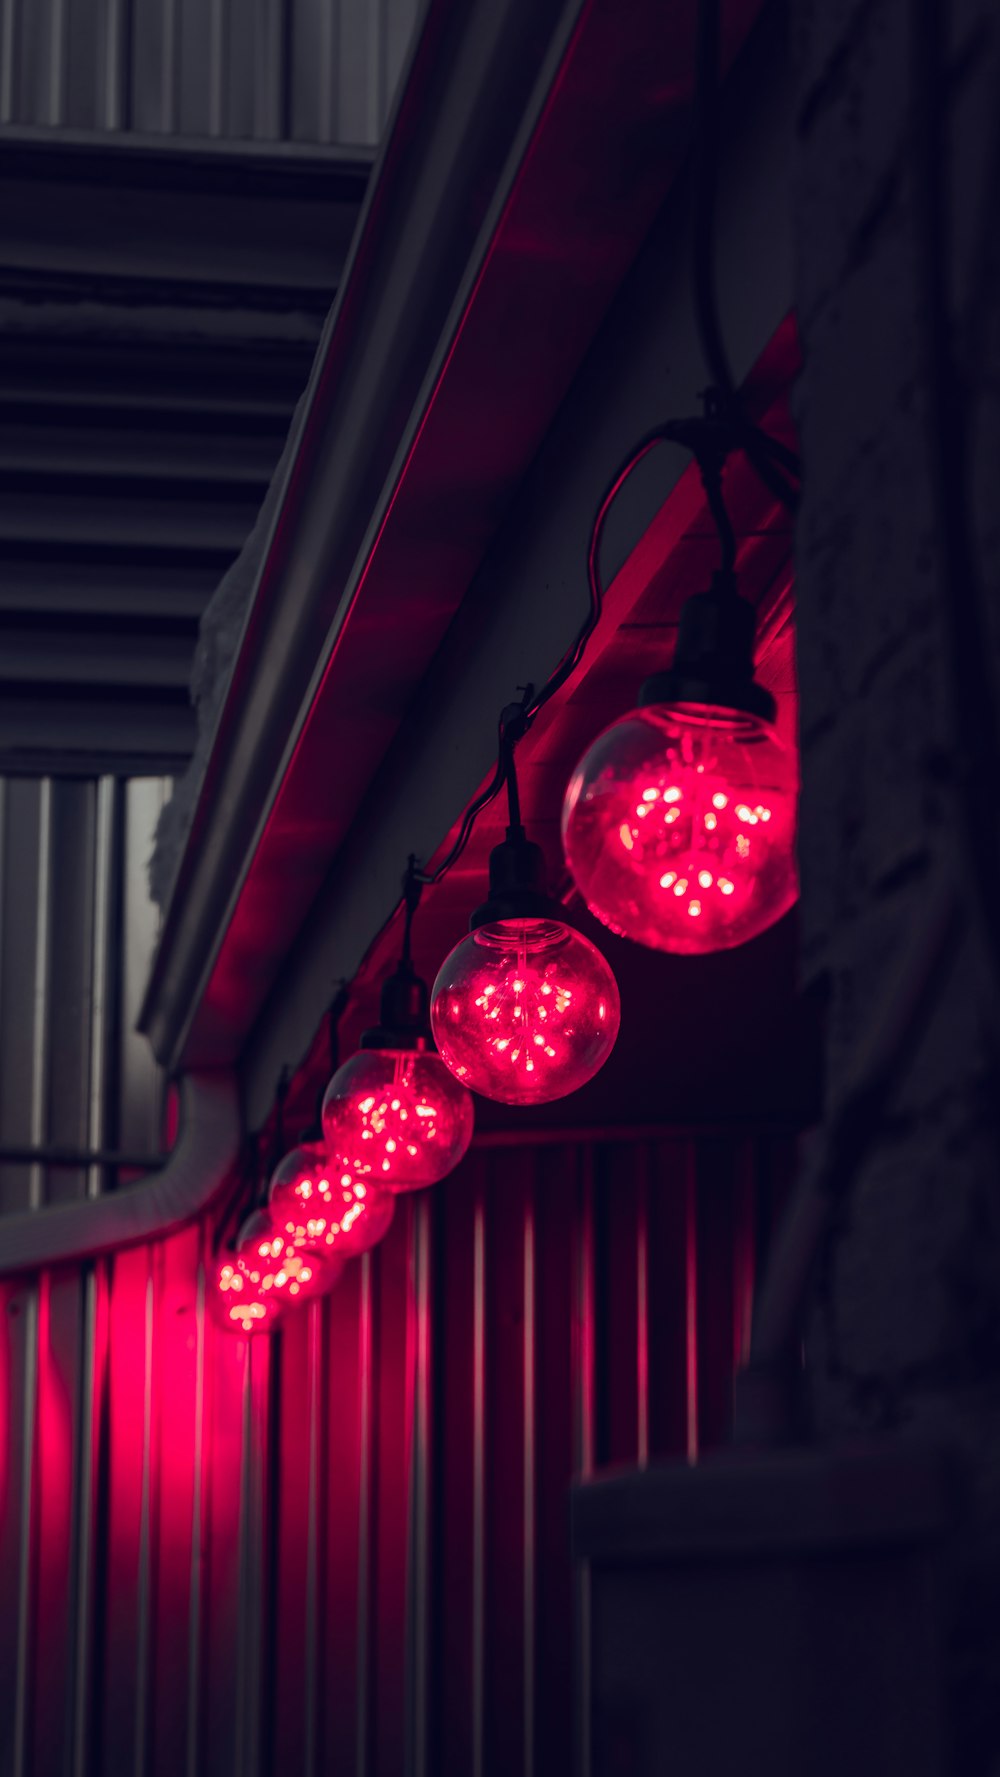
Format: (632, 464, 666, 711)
(213, 1251, 287, 1336)
(562, 705, 798, 954)
(430, 918, 620, 1106)
(321, 1052, 474, 1193)
(269, 1140, 396, 1257)
(213, 1208, 344, 1334)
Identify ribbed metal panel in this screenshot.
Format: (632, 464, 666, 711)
(0, 130, 365, 773)
(0, 1129, 795, 1777)
(0, 775, 169, 1207)
(0, 0, 419, 142)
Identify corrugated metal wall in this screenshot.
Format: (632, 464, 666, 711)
(0, 0, 419, 144)
(0, 776, 169, 1209)
(0, 1128, 795, 1777)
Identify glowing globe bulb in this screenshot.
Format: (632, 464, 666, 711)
(235, 1206, 342, 1311)
(430, 917, 620, 1106)
(322, 1051, 474, 1194)
(269, 1140, 396, 1258)
(562, 704, 798, 955)
(213, 1241, 288, 1336)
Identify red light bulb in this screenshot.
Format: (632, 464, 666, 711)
(430, 917, 620, 1105)
(322, 1051, 474, 1193)
(269, 1140, 396, 1257)
(213, 1231, 290, 1336)
(214, 1208, 343, 1335)
(562, 705, 798, 955)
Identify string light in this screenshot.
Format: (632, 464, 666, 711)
(323, 1051, 474, 1192)
(237, 1207, 341, 1304)
(269, 1140, 396, 1252)
(563, 703, 797, 953)
(212, 0, 802, 1361)
(322, 867, 475, 1192)
(213, 1248, 287, 1335)
(563, 395, 798, 953)
(431, 710, 620, 1105)
(212, 1197, 347, 1335)
(431, 916, 619, 1105)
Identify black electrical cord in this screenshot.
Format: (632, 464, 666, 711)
(417, 711, 510, 887)
(419, 0, 806, 843)
(691, 0, 801, 516)
(400, 855, 423, 962)
(327, 981, 350, 1075)
(524, 430, 671, 727)
(349, 401, 768, 1000)
(258, 0, 801, 1148)
(691, 0, 729, 410)
(502, 720, 524, 832)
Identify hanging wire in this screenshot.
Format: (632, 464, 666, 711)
(400, 855, 424, 963)
(687, 393, 737, 577)
(691, 0, 801, 515)
(523, 429, 671, 727)
(417, 706, 517, 885)
(327, 981, 350, 1073)
(503, 719, 523, 832)
(416, 5, 802, 878)
(255, 0, 800, 1154)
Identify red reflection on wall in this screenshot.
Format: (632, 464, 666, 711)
(149, 1228, 202, 1777)
(0, 1284, 10, 1529)
(101, 1245, 153, 1774)
(35, 1275, 73, 1583)
(32, 1273, 78, 1776)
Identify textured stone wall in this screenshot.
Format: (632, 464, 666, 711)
(792, 2, 1000, 1768)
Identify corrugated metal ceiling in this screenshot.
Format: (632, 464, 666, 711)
(1, 0, 419, 145)
(0, 135, 371, 771)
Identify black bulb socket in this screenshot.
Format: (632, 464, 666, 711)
(359, 961, 435, 1053)
(469, 827, 567, 930)
(638, 572, 776, 725)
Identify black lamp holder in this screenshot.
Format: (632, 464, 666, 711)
(359, 858, 436, 1051)
(469, 703, 573, 931)
(638, 395, 777, 725)
(639, 566, 776, 723)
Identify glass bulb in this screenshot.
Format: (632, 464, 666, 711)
(213, 1253, 286, 1335)
(562, 704, 798, 954)
(269, 1140, 396, 1257)
(430, 917, 620, 1106)
(212, 1208, 343, 1336)
(321, 1050, 474, 1194)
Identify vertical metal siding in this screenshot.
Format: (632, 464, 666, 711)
(0, 0, 419, 141)
(0, 1128, 796, 1777)
(0, 776, 168, 1208)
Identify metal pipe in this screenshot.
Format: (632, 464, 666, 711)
(0, 1144, 168, 1171)
(0, 1070, 241, 1276)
